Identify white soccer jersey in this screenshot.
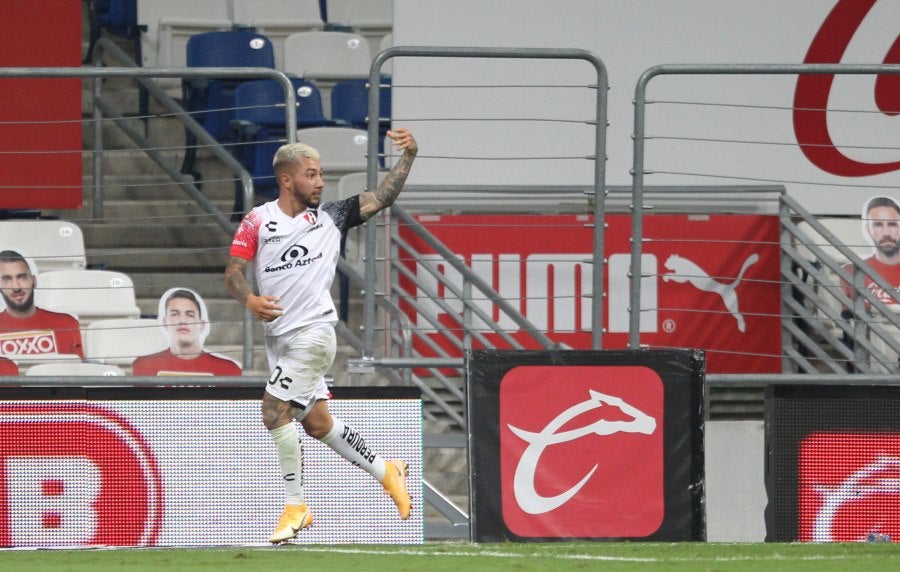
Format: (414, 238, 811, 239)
(230, 196, 363, 336)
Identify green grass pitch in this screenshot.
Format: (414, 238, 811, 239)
(0, 541, 898, 572)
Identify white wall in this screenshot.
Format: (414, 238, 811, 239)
(705, 420, 767, 542)
(392, 0, 899, 215)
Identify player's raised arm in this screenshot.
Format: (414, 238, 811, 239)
(358, 128, 418, 220)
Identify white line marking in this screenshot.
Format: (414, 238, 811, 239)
(283, 545, 892, 563)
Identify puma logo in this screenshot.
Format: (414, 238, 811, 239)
(662, 253, 759, 332)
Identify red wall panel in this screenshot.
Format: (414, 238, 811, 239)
(0, 1, 82, 209)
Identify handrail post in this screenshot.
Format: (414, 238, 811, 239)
(91, 50, 106, 219)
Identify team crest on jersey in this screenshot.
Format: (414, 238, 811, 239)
(303, 210, 318, 225)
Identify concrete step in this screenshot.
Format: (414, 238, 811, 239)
(83, 114, 249, 161)
(61, 174, 236, 204)
(83, 80, 188, 126)
(86, 247, 230, 273)
(82, 221, 233, 248)
(82, 146, 240, 187)
(423, 448, 469, 495)
(65, 199, 236, 221)
(131, 271, 233, 299)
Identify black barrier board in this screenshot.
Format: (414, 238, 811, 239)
(765, 384, 900, 542)
(466, 349, 705, 541)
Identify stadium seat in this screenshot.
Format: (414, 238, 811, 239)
(331, 78, 391, 130)
(336, 170, 387, 201)
(138, 0, 231, 70)
(233, 78, 328, 131)
(283, 31, 371, 113)
(83, 318, 168, 365)
(86, 0, 140, 64)
(325, 0, 392, 29)
(283, 31, 371, 81)
(324, 0, 392, 61)
(231, 0, 324, 68)
(181, 29, 276, 176)
(135, 0, 232, 100)
(295, 126, 370, 189)
(25, 362, 126, 376)
(232, 78, 329, 197)
(34, 269, 141, 323)
(330, 78, 391, 163)
(0, 220, 87, 274)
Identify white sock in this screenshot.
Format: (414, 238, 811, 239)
(270, 423, 305, 504)
(319, 416, 387, 481)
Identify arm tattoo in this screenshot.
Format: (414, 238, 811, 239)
(359, 150, 416, 220)
(224, 256, 253, 304)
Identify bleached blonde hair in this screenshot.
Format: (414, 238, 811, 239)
(272, 141, 320, 176)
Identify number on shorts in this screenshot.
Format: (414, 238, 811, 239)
(268, 365, 293, 390)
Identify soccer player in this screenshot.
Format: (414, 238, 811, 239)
(224, 128, 418, 543)
(132, 287, 241, 376)
(0, 249, 83, 359)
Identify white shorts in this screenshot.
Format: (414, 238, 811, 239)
(265, 322, 336, 420)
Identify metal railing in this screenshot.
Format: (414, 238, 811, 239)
(628, 63, 900, 354)
(780, 194, 900, 374)
(87, 38, 299, 368)
(362, 46, 610, 354)
(8, 52, 898, 540)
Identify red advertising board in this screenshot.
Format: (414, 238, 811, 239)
(0, 403, 163, 546)
(499, 365, 664, 537)
(799, 432, 900, 542)
(0, 390, 423, 547)
(468, 349, 705, 541)
(765, 385, 900, 542)
(0, 1, 83, 210)
(398, 213, 781, 373)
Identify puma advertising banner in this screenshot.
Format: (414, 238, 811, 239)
(397, 213, 781, 374)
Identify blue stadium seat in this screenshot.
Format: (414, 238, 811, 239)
(330, 78, 391, 165)
(184, 30, 276, 139)
(234, 78, 328, 130)
(231, 0, 325, 67)
(232, 78, 329, 198)
(90, 0, 138, 39)
(180, 30, 276, 178)
(330, 78, 391, 130)
(86, 0, 140, 63)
